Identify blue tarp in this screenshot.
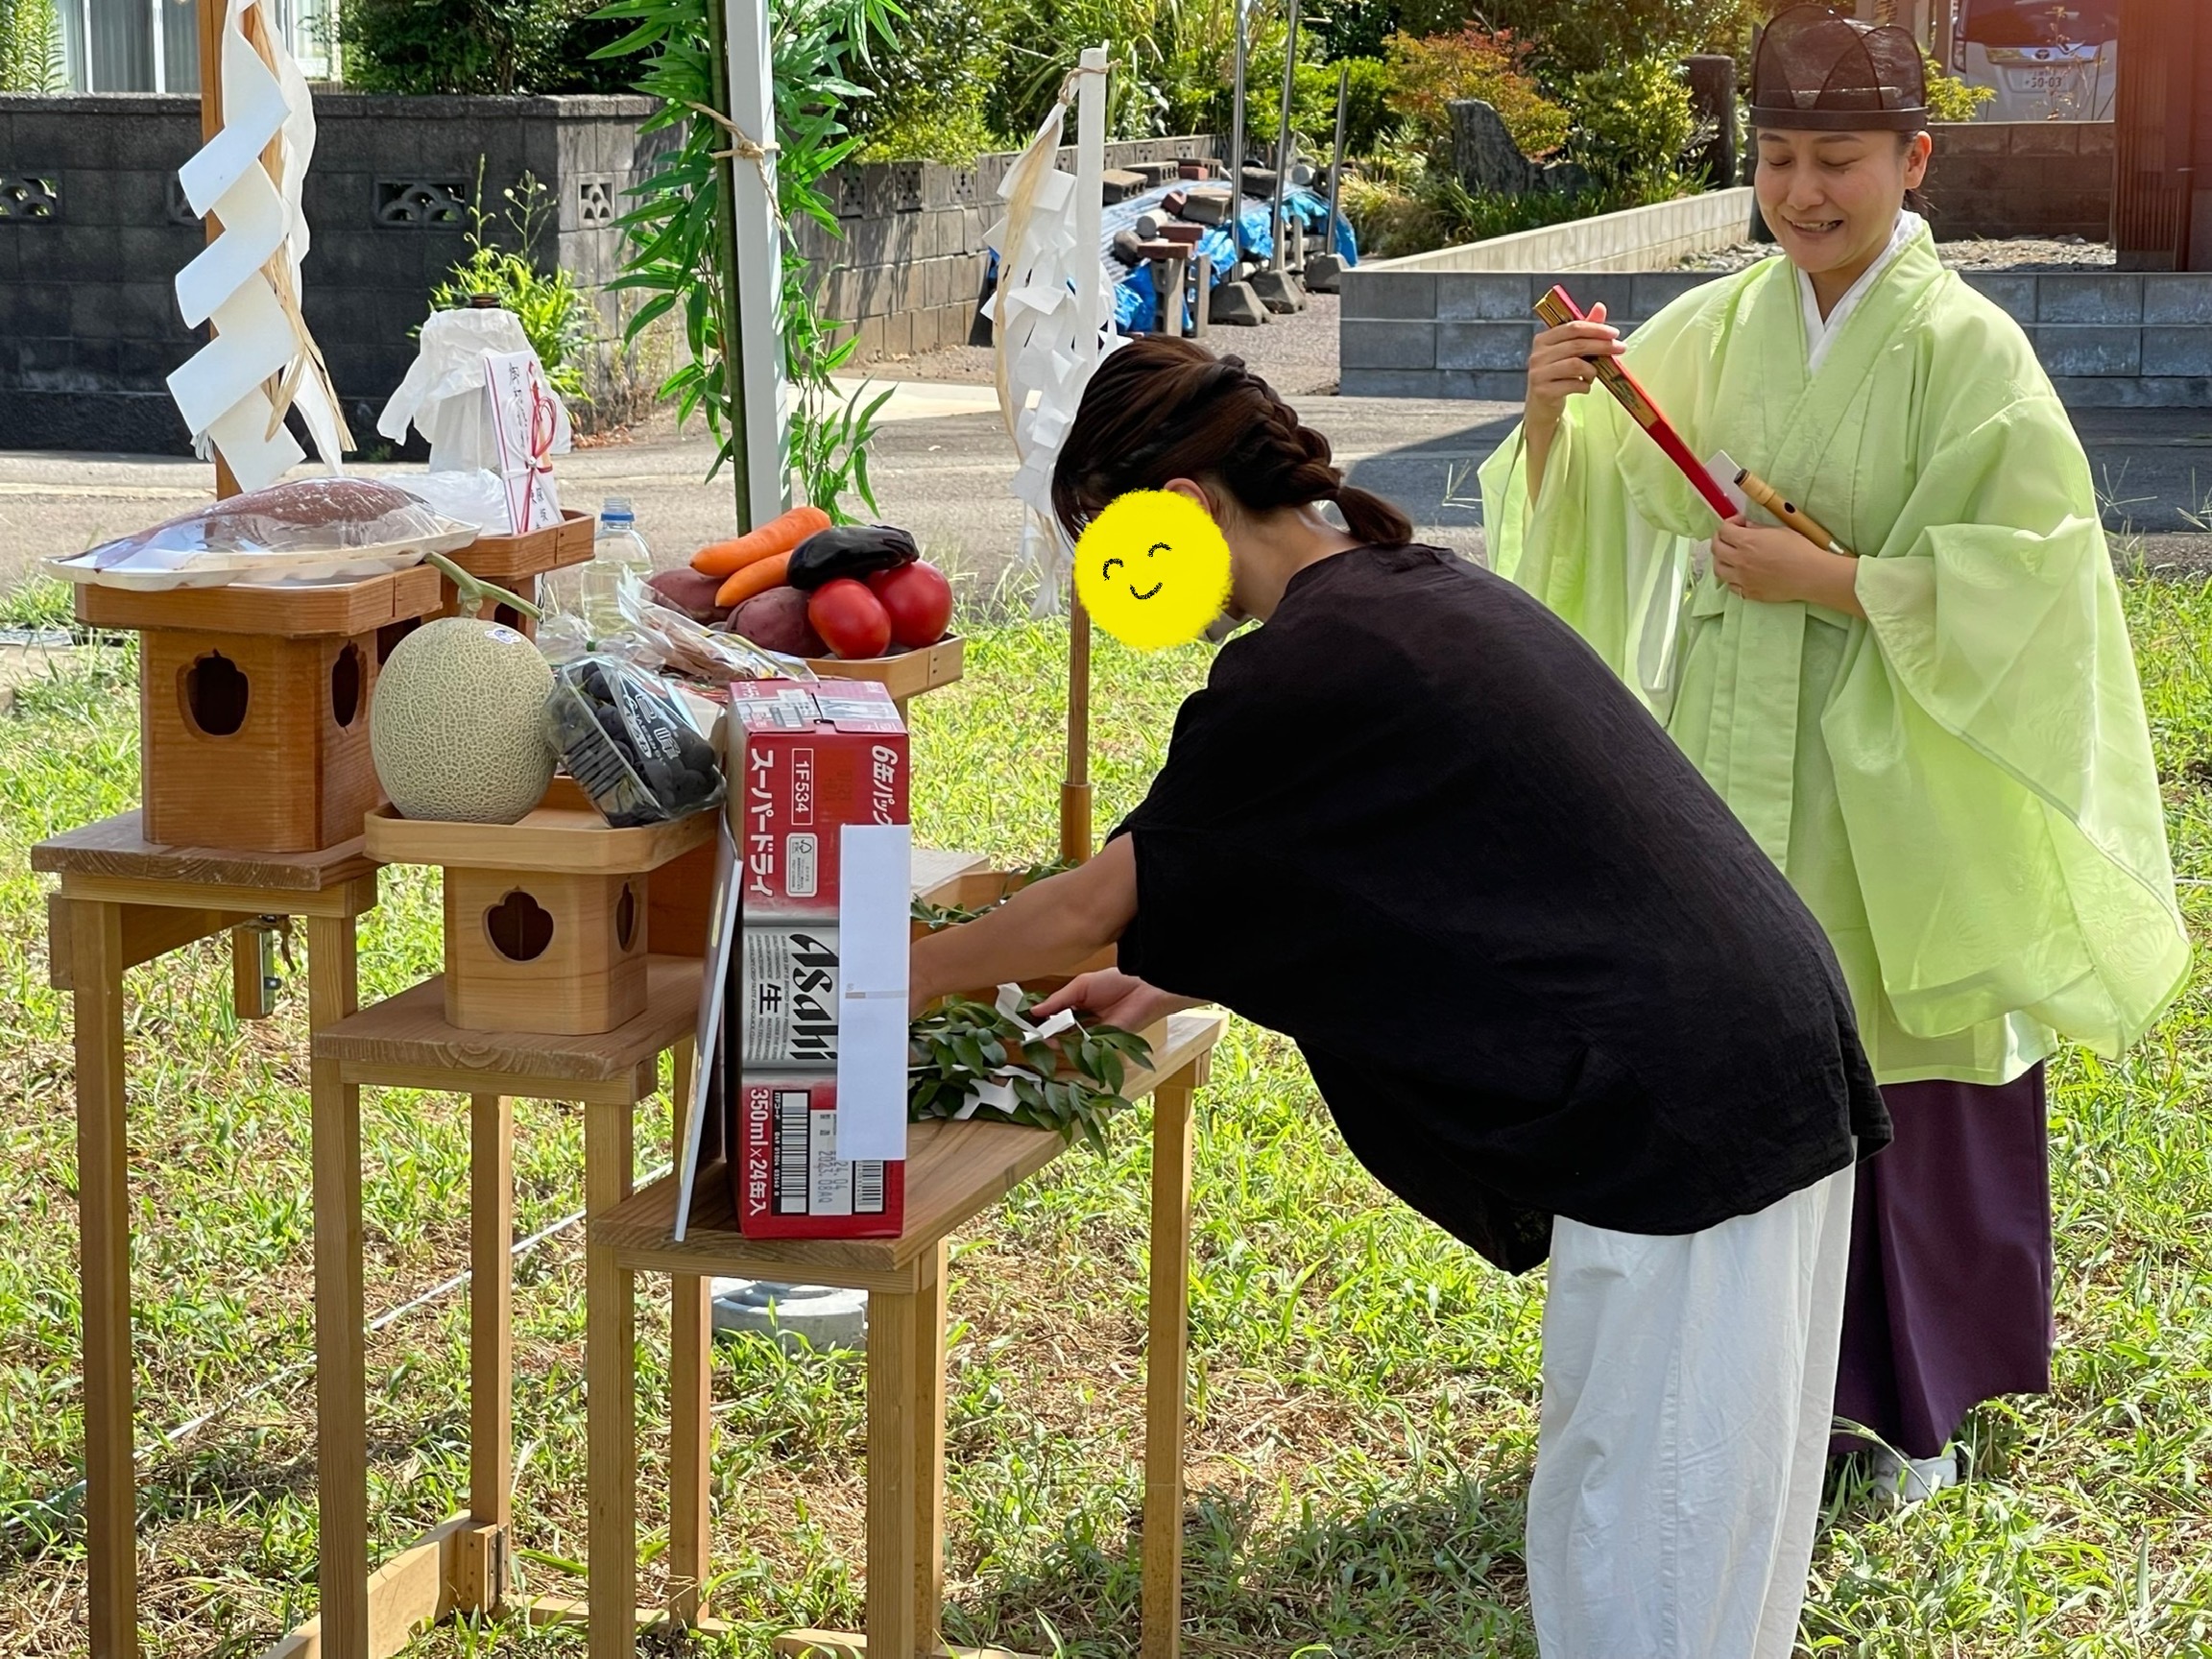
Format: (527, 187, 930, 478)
(987, 180, 1361, 336)
(1099, 180, 1358, 331)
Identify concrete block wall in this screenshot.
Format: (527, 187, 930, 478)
(0, 92, 661, 455)
(1341, 264, 2212, 408)
(1921, 122, 2113, 242)
(797, 134, 1225, 363)
(1359, 189, 1755, 276)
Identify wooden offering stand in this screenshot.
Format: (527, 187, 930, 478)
(804, 636, 966, 719)
(588, 1005, 1227, 1659)
(365, 778, 712, 1036)
(79, 565, 442, 854)
(35, 820, 384, 1659)
(303, 847, 995, 1659)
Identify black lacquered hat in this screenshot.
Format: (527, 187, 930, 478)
(1750, 3, 1930, 131)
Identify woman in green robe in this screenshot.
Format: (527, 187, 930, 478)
(1479, 3, 2189, 1496)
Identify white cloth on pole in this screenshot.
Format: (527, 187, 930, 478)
(1527, 1161, 1855, 1659)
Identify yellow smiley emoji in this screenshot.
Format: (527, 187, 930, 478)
(1072, 490, 1233, 651)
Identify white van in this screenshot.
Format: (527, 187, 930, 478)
(1955, 0, 2120, 122)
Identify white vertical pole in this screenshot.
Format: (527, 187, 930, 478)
(1072, 44, 1108, 354)
(723, 0, 788, 528)
(149, 0, 166, 91)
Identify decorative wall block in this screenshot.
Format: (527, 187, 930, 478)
(0, 176, 60, 222)
(577, 176, 615, 226)
(376, 179, 469, 227)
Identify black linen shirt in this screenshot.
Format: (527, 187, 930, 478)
(1115, 543, 1889, 1272)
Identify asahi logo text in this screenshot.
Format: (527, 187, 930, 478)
(784, 931, 837, 1063)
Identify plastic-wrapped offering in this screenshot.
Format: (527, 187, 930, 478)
(593, 573, 818, 685)
(547, 656, 727, 827)
(46, 477, 476, 591)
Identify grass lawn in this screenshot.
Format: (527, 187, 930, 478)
(2, 578, 2210, 1657)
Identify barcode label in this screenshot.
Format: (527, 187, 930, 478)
(773, 1089, 810, 1214)
(854, 1161, 885, 1214)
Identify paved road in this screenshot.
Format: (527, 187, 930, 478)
(5, 391, 2207, 605)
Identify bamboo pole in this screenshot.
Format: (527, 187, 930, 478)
(702, 0, 755, 533)
(1268, 0, 1298, 272)
(196, 0, 239, 498)
(1060, 44, 1108, 867)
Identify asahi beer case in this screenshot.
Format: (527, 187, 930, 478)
(724, 678, 911, 1237)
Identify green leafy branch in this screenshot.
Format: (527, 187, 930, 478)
(909, 858, 1075, 929)
(591, 0, 902, 521)
(908, 993, 1154, 1153)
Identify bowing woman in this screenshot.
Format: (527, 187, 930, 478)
(912, 331, 1889, 1658)
(1480, 3, 2189, 1498)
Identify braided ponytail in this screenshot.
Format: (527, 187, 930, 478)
(1052, 336, 1414, 548)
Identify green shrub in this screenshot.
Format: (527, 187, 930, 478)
(1564, 55, 1699, 194)
(1245, 50, 1392, 158)
(423, 172, 594, 398)
(1476, 0, 1760, 78)
(983, 0, 1239, 142)
(848, 0, 1005, 160)
(0, 0, 61, 90)
(340, 0, 632, 93)
(1925, 54, 1995, 122)
(1383, 26, 1569, 160)
(1341, 157, 1655, 262)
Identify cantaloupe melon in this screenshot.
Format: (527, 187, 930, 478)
(371, 619, 555, 823)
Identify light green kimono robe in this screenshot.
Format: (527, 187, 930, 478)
(1479, 226, 2189, 1084)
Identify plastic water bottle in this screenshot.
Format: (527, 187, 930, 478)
(549, 497, 654, 647)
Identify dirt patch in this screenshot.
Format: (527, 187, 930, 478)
(1680, 235, 2118, 275)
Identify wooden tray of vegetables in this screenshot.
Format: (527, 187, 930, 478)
(644, 504, 962, 683)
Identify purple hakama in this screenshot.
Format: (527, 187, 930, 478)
(1831, 1065, 2054, 1459)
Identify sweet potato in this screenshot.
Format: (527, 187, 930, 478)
(645, 566, 729, 624)
(725, 586, 826, 658)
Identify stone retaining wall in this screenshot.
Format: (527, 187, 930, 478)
(1922, 121, 2114, 243)
(1342, 263, 2212, 407)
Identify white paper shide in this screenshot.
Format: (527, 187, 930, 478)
(168, 0, 350, 492)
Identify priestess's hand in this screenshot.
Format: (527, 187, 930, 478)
(1031, 970, 1199, 1032)
(1710, 517, 1865, 617)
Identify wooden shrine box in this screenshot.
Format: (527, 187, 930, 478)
(366, 779, 716, 1035)
(78, 567, 443, 855)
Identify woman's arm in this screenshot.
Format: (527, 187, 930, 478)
(909, 834, 1141, 1013)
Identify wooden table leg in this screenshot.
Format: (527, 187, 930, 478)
(913, 1239, 948, 1651)
(70, 900, 136, 1659)
(456, 1091, 514, 1614)
(1142, 1070, 1198, 1659)
(864, 1251, 940, 1659)
(667, 1043, 713, 1626)
(586, 1101, 637, 1659)
(306, 913, 370, 1659)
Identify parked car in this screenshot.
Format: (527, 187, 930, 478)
(1956, 0, 2119, 121)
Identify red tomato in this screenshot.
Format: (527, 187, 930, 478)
(867, 560, 954, 648)
(806, 577, 892, 659)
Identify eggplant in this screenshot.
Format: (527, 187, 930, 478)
(786, 523, 919, 591)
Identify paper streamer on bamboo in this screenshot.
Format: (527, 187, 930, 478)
(167, 0, 350, 493)
(987, 91, 1122, 617)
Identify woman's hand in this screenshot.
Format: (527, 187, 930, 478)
(1524, 301, 1623, 500)
(1032, 970, 1200, 1033)
(1710, 517, 1865, 616)
(1525, 301, 1624, 430)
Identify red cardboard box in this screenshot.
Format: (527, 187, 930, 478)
(728, 678, 908, 920)
(733, 1075, 904, 1238)
(725, 679, 910, 1237)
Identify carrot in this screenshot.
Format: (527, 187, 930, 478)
(715, 550, 794, 610)
(690, 503, 831, 577)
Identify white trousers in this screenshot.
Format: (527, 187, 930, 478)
(1527, 1164, 1855, 1659)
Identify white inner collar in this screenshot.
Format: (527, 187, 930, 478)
(1798, 208, 1924, 374)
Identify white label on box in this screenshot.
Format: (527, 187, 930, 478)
(785, 832, 818, 898)
(834, 823, 913, 1163)
(742, 926, 839, 1067)
(769, 1089, 884, 1215)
